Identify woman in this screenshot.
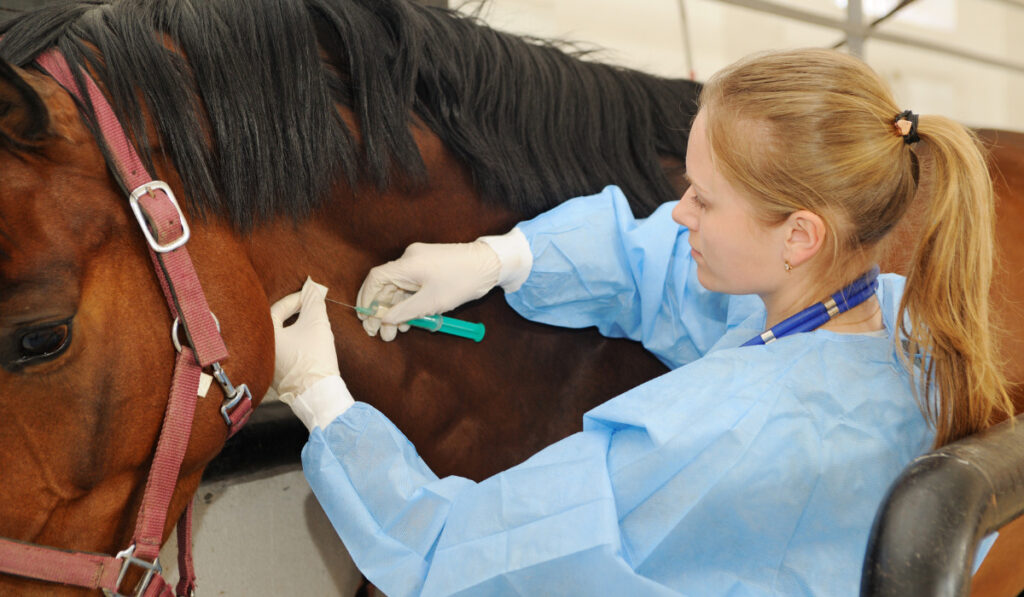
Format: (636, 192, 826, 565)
(270, 49, 1012, 595)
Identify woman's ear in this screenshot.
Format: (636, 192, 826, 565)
(782, 210, 826, 268)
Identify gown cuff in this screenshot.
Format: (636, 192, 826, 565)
(478, 227, 532, 292)
(286, 375, 355, 431)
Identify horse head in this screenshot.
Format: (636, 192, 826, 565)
(0, 58, 272, 594)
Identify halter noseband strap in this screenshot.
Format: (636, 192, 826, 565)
(0, 49, 254, 596)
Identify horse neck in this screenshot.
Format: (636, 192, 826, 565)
(245, 125, 520, 304)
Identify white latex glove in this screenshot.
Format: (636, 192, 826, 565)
(356, 228, 532, 341)
(270, 278, 353, 429)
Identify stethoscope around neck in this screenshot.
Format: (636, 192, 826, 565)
(741, 265, 881, 347)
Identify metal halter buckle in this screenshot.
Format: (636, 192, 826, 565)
(212, 362, 252, 426)
(104, 544, 162, 597)
(128, 180, 191, 253)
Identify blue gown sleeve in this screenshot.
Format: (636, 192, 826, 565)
(302, 402, 677, 597)
(507, 185, 759, 368)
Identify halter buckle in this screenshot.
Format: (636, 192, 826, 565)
(211, 362, 252, 426)
(129, 180, 191, 253)
(103, 544, 162, 597)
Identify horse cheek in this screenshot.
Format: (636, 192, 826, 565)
(180, 223, 275, 476)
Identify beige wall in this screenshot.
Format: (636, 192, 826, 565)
(458, 0, 1024, 132)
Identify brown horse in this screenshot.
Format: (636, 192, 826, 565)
(0, 0, 681, 593)
(0, 0, 1020, 595)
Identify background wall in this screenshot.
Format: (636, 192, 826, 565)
(455, 0, 1024, 132)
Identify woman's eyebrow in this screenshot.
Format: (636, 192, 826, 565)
(682, 172, 710, 195)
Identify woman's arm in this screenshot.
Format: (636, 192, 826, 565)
(358, 185, 750, 365)
(302, 399, 680, 597)
(508, 185, 740, 366)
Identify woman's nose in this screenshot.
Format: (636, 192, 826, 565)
(672, 187, 697, 229)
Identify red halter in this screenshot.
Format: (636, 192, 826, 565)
(0, 49, 253, 596)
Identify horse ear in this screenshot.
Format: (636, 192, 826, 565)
(0, 60, 50, 146)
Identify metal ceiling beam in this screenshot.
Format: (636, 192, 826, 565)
(986, 0, 1024, 9)
(712, 0, 1024, 75)
(846, 0, 864, 58)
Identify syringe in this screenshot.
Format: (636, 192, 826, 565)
(326, 298, 486, 342)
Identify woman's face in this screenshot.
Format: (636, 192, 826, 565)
(672, 111, 787, 296)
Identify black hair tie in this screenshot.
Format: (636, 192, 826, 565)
(894, 110, 920, 145)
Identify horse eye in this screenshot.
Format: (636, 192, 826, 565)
(17, 321, 72, 363)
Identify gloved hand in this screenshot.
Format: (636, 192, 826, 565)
(356, 228, 532, 341)
(270, 277, 353, 430)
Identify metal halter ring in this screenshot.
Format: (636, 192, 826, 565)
(170, 313, 220, 353)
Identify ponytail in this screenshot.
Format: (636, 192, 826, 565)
(898, 118, 1013, 447)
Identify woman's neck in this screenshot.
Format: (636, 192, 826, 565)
(763, 271, 884, 335)
(820, 296, 884, 333)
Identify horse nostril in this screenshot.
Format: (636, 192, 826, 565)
(283, 313, 299, 327)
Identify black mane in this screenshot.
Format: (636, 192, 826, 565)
(0, 0, 699, 228)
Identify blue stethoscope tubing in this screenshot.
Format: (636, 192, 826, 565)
(742, 265, 881, 347)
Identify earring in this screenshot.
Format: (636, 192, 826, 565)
(784, 261, 792, 273)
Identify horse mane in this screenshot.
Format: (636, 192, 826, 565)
(0, 0, 698, 228)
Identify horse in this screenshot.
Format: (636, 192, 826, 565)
(0, 0, 1020, 595)
(0, 0, 686, 593)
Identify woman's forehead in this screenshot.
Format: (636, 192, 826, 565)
(684, 112, 711, 184)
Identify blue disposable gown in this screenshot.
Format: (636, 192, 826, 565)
(302, 186, 934, 596)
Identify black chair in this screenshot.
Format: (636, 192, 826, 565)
(862, 413, 1024, 596)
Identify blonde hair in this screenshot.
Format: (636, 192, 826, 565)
(698, 48, 1012, 447)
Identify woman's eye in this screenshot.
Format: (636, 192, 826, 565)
(17, 321, 72, 363)
(691, 194, 706, 209)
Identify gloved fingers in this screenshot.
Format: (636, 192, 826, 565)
(297, 278, 331, 327)
(354, 274, 381, 322)
(360, 286, 407, 327)
(270, 278, 329, 328)
(362, 316, 410, 340)
(357, 263, 422, 320)
(380, 290, 444, 325)
(355, 273, 394, 321)
(379, 323, 398, 342)
(362, 316, 381, 337)
(379, 320, 412, 342)
(270, 290, 303, 329)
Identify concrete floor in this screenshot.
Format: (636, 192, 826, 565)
(160, 466, 363, 596)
